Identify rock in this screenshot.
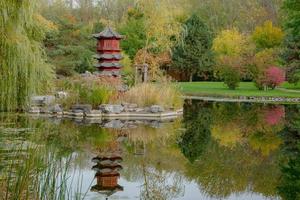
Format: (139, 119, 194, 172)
(72, 104, 92, 113)
(81, 71, 93, 77)
(99, 104, 124, 114)
(43, 96, 56, 105)
(149, 105, 164, 113)
(28, 106, 40, 113)
(31, 95, 55, 106)
(85, 110, 102, 117)
(49, 104, 62, 113)
(40, 107, 50, 114)
(55, 91, 68, 99)
(31, 96, 44, 106)
(117, 85, 129, 92)
(135, 108, 145, 113)
(102, 120, 124, 129)
(72, 109, 84, 113)
(149, 120, 162, 128)
(122, 103, 138, 112)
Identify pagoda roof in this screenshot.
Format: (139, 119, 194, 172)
(93, 27, 123, 39)
(93, 54, 123, 60)
(95, 62, 122, 68)
(91, 184, 124, 196)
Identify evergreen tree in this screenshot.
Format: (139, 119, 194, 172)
(44, 16, 103, 76)
(172, 14, 214, 81)
(282, 0, 300, 83)
(118, 7, 146, 60)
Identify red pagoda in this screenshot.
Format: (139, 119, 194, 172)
(93, 27, 123, 77)
(91, 154, 124, 198)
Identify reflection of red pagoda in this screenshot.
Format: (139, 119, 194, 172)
(93, 27, 123, 77)
(91, 153, 123, 197)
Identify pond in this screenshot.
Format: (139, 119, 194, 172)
(0, 100, 299, 200)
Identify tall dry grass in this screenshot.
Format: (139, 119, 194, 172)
(123, 83, 183, 109)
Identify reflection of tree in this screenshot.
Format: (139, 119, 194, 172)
(181, 101, 285, 198)
(32, 120, 113, 156)
(211, 103, 284, 156)
(185, 140, 280, 198)
(140, 163, 184, 200)
(277, 105, 300, 200)
(178, 100, 212, 163)
(118, 120, 186, 200)
(211, 122, 242, 148)
(249, 132, 282, 156)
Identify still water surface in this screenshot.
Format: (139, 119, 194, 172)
(0, 100, 299, 200)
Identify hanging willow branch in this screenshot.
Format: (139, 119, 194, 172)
(0, 0, 54, 111)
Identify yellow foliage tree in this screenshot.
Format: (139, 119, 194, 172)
(252, 20, 284, 49)
(134, 0, 185, 79)
(212, 29, 247, 57)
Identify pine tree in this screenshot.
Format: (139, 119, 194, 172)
(172, 14, 214, 81)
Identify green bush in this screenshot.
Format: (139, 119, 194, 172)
(222, 67, 240, 90)
(56, 78, 115, 109)
(82, 86, 112, 107)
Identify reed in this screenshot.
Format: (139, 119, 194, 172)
(123, 83, 183, 109)
(1, 145, 84, 200)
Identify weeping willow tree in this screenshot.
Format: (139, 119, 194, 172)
(0, 0, 54, 111)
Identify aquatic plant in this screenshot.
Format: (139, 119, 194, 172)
(1, 145, 86, 200)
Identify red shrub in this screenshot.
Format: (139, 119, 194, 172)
(264, 66, 285, 89)
(263, 105, 285, 125)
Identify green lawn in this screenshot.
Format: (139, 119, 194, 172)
(178, 82, 300, 98)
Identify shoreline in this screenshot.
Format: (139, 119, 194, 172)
(28, 109, 183, 121)
(183, 95, 300, 104)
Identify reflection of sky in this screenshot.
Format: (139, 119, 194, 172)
(65, 153, 279, 200)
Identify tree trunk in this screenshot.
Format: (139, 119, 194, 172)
(189, 73, 193, 82)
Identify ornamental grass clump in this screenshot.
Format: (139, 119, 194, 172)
(56, 77, 116, 109)
(123, 83, 183, 109)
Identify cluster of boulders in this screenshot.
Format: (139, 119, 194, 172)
(28, 95, 181, 121)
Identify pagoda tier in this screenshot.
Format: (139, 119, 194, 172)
(91, 152, 123, 197)
(93, 27, 123, 76)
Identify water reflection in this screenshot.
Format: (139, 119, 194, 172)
(91, 132, 125, 199)
(179, 101, 286, 198)
(0, 102, 300, 199)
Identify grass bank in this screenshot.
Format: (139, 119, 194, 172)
(178, 82, 300, 98)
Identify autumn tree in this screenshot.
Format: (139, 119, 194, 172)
(172, 14, 214, 81)
(188, 0, 282, 33)
(212, 29, 250, 89)
(252, 20, 284, 49)
(250, 48, 280, 89)
(264, 66, 285, 89)
(133, 0, 184, 80)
